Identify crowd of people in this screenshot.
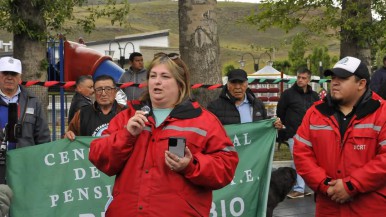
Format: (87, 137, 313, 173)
(0, 52, 385, 216)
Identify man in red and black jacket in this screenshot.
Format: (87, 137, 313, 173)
(294, 56, 386, 217)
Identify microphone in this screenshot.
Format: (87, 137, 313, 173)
(141, 105, 151, 117)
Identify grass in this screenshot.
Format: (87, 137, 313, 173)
(273, 142, 292, 161)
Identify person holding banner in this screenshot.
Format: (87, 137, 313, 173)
(0, 57, 50, 215)
(89, 53, 239, 217)
(294, 56, 386, 216)
(207, 68, 283, 129)
(65, 75, 125, 139)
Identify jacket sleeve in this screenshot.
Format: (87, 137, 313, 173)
(293, 108, 330, 194)
(207, 101, 219, 117)
(182, 113, 239, 190)
(33, 99, 51, 144)
(369, 70, 384, 92)
(67, 110, 80, 136)
(276, 91, 288, 124)
(89, 109, 137, 176)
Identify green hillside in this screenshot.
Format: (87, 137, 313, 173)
(0, 0, 339, 74)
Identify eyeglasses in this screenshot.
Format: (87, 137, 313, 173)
(94, 86, 117, 95)
(153, 52, 180, 60)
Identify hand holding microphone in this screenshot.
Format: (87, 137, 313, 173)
(126, 106, 151, 136)
(141, 105, 151, 117)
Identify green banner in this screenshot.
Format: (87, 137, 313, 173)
(7, 120, 276, 217)
(7, 137, 112, 217)
(211, 119, 276, 217)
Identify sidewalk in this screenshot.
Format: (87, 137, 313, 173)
(273, 195, 315, 217)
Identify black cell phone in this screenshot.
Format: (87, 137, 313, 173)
(168, 137, 186, 158)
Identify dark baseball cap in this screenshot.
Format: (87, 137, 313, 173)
(227, 69, 248, 82)
(324, 56, 370, 82)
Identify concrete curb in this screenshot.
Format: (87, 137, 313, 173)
(272, 160, 292, 168)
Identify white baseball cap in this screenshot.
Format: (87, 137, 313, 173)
(0, 57, 22, 74)
(324, 56, 369, 82)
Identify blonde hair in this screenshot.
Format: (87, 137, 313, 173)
(140, 54, 192, 105)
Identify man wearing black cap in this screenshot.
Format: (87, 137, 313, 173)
(207, 69, 283, 129)
(293, 56, 386, 216)
(369, 55, 386, 94)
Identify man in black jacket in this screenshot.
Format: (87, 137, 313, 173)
(68, 75, 94, 124)
(276, 67, 320, 199)
(207, 69, 283, 129)
(65, 75, 125, 139)
(369, 55, 386, 94)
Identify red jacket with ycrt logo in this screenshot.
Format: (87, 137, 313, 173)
(89, 99, 239, 217)
(294, 90, 386, 217)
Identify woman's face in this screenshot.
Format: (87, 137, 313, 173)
(148, 64, 179, 109)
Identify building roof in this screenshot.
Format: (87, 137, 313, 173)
(85, 29, 170, 46)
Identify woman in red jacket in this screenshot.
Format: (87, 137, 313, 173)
(89, 53, 239, 217)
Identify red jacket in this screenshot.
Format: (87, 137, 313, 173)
(89, 100, 239, 217)
(294, 91, 386, 217)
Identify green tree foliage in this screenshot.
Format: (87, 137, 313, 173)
(245, 0, 386, 58)
(273, 60, 291, 75)
(288, 33, 307, 73)
(307, 46, 334, 77)
(223, 64, 236, 76)
(0, 0, 130, 40)
(0, 0, 130, 119)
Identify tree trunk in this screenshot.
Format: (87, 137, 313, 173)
(12, 0, 48, 115)
(178, 0, 221, 107)
(340, 0, 372, 72)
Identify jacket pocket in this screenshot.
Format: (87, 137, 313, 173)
(177, 192, 204, 217)
(23, 113, 36, 124)
(21, 114, 37, 138)
(351, 127, 378, 149)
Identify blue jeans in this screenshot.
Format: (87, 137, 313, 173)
(288, 138, 305, 193)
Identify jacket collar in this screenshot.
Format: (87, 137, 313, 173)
(291, 83, 313, 94)
(127, 67, 147, 75)
(132, 98, 202, 120)
(220, 85, 255, 104)
(93, 100, 120, 114)
(315, 89, 380, 119)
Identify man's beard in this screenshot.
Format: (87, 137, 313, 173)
(330, 95, 343, 105)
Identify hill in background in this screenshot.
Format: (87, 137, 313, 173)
(0, 0, 339, 74)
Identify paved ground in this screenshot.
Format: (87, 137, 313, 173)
(273, 194, 315, 217)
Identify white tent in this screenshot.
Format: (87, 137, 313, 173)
(252, 65, 281, 76)
(249, 64, 294, 79)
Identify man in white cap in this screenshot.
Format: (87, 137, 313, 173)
(293, 56, 386, 216)
(0, 56, 50, 148)
(0, 56, 51, 216)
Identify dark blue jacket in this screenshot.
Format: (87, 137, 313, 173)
(370, 67, 386, 93)
(68, 92, 92, 124)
